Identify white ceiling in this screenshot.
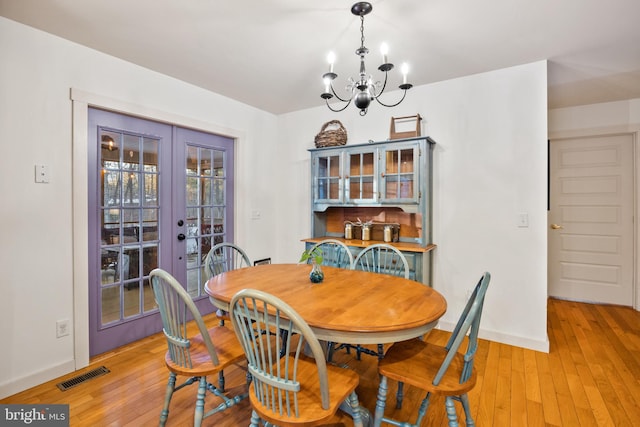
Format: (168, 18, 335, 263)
(2, 0, 640, 114)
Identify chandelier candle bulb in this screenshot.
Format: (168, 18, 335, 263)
(401, 63, 409, 84)
(381, 42, 389, 64)
(328, 51, 335, 73)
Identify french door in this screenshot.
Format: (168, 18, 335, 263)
(88, 108, 234, 356)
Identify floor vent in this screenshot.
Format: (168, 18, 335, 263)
(56, 366, 110, 391)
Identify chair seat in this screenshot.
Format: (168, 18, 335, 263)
(165, 325, 246, 377)
(250, 356, 360, 426)
(378, 338, 477, 395)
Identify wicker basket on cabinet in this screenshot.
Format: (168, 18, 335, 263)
(314, 120, 347, 148)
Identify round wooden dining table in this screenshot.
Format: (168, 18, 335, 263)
(204, 263, 447, 345)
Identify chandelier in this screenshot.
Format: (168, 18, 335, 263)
(321, 2, 413, 116)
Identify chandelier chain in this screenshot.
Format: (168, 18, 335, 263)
(360, 15, 365, 49)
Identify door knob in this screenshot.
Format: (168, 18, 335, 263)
(550, 224, 563, 230)
(177, 233, 186, 241)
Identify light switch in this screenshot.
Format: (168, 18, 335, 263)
(35, 164, 50, 183)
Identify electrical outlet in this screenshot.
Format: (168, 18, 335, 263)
(56, 319, 70, 338)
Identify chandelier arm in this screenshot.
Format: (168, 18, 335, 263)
(325, 97, 353, 112)
(330, 83, 353, 103)
(374, 88, 409, 108)
(374, 70, 389, 98)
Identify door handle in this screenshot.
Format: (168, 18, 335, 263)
(550, 224, 564, 230)
(177, 233, 186, 241)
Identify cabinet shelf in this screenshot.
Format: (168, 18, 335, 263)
(303, 237, 436, 253)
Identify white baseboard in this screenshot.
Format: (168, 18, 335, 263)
(436, 322, 550, 353)
(0, 360, 76, 400)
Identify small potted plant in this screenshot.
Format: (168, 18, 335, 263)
(299, 246, 324, 283)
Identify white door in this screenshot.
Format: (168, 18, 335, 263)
(548, 134, 634, 305)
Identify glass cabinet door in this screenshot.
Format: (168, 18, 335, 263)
(381, 143, 420, 203)
(314, 153, 342, 203)
(346, 149, 377, 203)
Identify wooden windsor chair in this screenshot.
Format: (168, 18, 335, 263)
(306, 238, 355, 269)
(373, 272, 491, 427)
(149, 268, 248, 427)
(204, 242, 251, 325)
(230, 288, 366, 427)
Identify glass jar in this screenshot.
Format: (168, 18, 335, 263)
(383, 225, 392, 243)
(344, 223, 353, 240)
(362, 224, 371, 241)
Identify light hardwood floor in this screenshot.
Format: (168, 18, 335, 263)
(2, 298, 640, 426)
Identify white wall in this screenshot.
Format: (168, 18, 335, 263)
(279, 61, 550, 354)
(549, 98, 640, 136)
(0, 15, 550, 399)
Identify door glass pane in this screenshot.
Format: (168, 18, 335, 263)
(317, 155, 340, 200)
(143, 138, 158, 206)
(213, 206, 225, 245)
(184, 145, 227, 298)
(399, 148, 414, 198)
(101, 286, 120, 325)
(124, 282, 140, 318)
(99, 129, 160, 328)
(384, 148, 415, 199)
(349, 152, 375, 200)
(400, 149, 414, 173)
(101, 133, 120, 168)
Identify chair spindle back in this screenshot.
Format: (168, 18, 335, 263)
(354, 243, 410, 278)
(307, 239, 354, 269)
(205, 242, 251, 279)
(230, 289, 331, 417)
(150, 268, 220, 367)
(434, 272, 491, 385)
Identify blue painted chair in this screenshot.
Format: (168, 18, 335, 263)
(204, 242, 251, 325)
(353, 243, 409, 279)
(330, 243, 410, 361)
(149, 268, 247, 427)
(307, 239, 354, 269)
(230, 288, 365, 427)
(204, 242, 251, 278)
(373, 272, 491, 427)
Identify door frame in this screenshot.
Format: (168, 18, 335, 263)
(549, 125, 640, 311)
(71, 88, 245, 369)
